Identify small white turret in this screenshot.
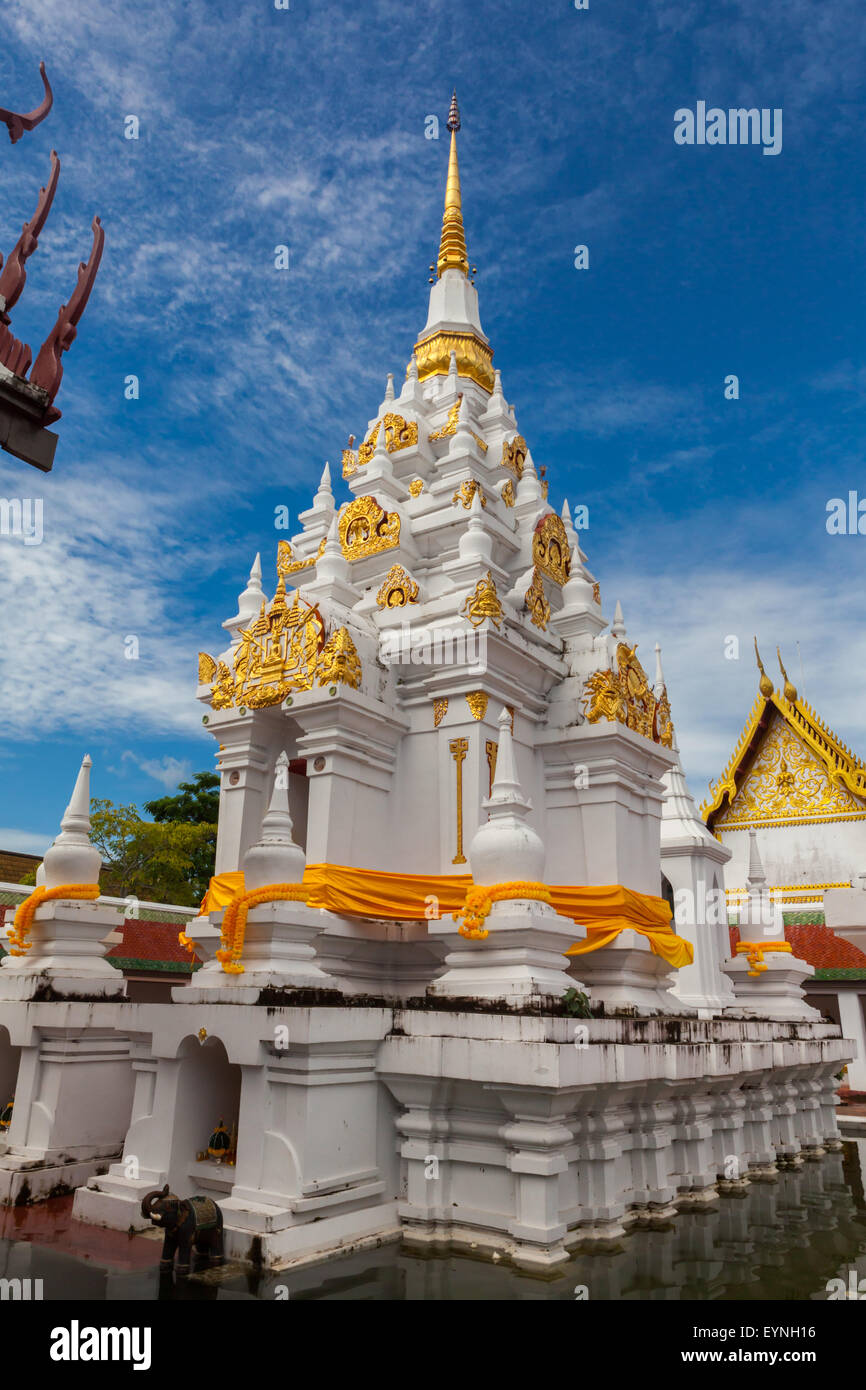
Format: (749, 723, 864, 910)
(384, 372, 395, 403)
(42, 755, 102, 889)
(467, 708, 545, 886)
(458, 490, 493, 565)
(243, 752, 306, 890)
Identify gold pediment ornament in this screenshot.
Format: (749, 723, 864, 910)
(200, 581, 363, 710)
(501, 435, 527, 479)
(461, 571, 504, 630)
(198, 652, 217, 684)
(342, 416, 419, 477)
(376, 563, 419, 608)
(500, 479, 515, 508)
(713, 714, 865, 829)
(524, 567, 551, 631)
(466, 691, 488, 721)
(532, 513, 571, 585)
(452, 479, 487, 510)
(338, 495, 401, 560)
(413, 330, 495, 393)
(582, 642, 675, 748)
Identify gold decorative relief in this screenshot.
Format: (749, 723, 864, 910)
(532, 513, 571, 585)
(429, 397, 462, 442)
(342, 436, 358, 478)
(501, 435, 527, 479)
(592, 580, 601, 605)
(524, 567, 551, 631)
(211, 662, 235, 710)
(338, 495, 401, 560)
(317, 626, 362, 690)
(276, 539, 293, 578)
(449, 737, 469, 864)
(283, 537, 326, 574)
(408, 478, 425, 498)
(466, 691, 488, 721)
(357, 413, 419, 469)
(452, 479, 487, 510)
(500, 479, 515, 508)
(433, 698, 449, 728)
(485, 739, 498, 796)
(376, 564, 419, 608)
(582, 642, 674, 748)
(461, 571, 504, 630)
(714, 714, 864, 829)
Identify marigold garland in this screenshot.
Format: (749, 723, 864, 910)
(6, 884, 101, 957)
(735, 940, 792, 977)
(215, 883, 310, 974)
(453, 881, 552, 940)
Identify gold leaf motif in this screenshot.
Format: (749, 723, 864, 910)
(211, 662, 235, 709)
(317, 626, 362, 690)
(283, 537, 326, 575)
(413, 331, 495, 393)
(581, 642, 675, 748)
(198, 651, 217, 684)
(408, 478, 425, 497)
(429, 397, 462, 442)
(532, 513, 571, 585)
(500, 479, 515, 508)
(466, 691, 488, 721)
(524, 567, 551, 631)
(715, 715, 864, 828)
(376, 563, 419, 608)
(592, 580, 601, 605)
(501, 435, 527, 479)
(461, 571, 504, 630)
(338, 495, 401, 560)
(452, 479, 487, 510)
(276, 539, 293, 578)
(433, 698, 448, 727)
(357, 413, 419, 469)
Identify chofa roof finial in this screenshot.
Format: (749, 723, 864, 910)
(777, 646, 798, 703)
(0, 61, 53, 145)
(754, 637, 774, 698)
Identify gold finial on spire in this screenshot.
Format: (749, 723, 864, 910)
(754, 637, 774, 697)
(777, 646, 797, 703)
(437, 90, 470, 278)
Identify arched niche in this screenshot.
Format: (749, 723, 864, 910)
(167, 1035, 241, 1198)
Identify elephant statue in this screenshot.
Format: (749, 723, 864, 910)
(140, 1184, 225, 1275)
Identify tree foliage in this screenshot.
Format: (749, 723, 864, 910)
(90, 798, 215, 907)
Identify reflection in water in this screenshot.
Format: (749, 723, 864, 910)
(2, 1142, 865, 1301)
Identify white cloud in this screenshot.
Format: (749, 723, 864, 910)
(0, 828, 51, 856)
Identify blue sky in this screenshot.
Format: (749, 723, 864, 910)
(0, 0, 864, 854)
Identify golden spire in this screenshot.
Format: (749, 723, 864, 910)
(754, 637, 774, 697)
(437, 91, 469, 278)
(777, 646, 798, 703)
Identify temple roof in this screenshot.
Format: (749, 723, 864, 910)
(703, 642, 866, 830)
(729, 915, 866, 979)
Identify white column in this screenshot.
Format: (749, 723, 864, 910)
(838, 991, 866, 1092)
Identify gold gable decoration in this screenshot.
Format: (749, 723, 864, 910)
(376, 564, 419, 608)
(532, 513, 571, 585)
(338, 495, 401, 560)
(462, 571, 504, 630)
(342, 415, 419, 478)
(501, 435, 527, 479)
(200, 582, 363, 710)
(582, 643, 675, 749)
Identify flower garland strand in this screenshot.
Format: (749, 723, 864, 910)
(454, 881, 552, 940)
(6, 884, 101, 957)
(215, 884, 310, 974)
(735, 940, 792, 977)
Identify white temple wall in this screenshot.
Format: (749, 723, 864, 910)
(720, 821, 866, 891)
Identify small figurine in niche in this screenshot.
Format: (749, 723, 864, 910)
(207, 1118, 231, 1162)
(0, 1096, 13, 1131)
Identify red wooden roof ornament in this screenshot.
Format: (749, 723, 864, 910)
(0, 149, 61, 320)
(0, 61, 53, 144)
(29, 215, 105, 421)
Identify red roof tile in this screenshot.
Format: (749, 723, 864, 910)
(106, 918, 199, 968)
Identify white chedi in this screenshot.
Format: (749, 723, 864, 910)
(42, 754, 102, 889)
(243, 751, 306, 890)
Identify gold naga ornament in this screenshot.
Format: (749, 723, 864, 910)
(376, 564, 419, 608)
(199, 579, 363, 710)
(532, 513, 571, 585)
(501, 435, 527, 479)
(461, 570, 504, 630)
(278, 535, 326, 576)
(582, 642, 675, 748)
(342, 413, 419, 478)
(524, 567, 551, 630)
(338, 495, 401, 559)
(429, 397, 461, 442)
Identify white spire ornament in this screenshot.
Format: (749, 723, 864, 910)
(243, 752, 306, 890)
(42, 755, 102, 889)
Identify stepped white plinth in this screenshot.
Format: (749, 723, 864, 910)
(0, 900, 125, 1000)
(572, 929, 682, 1016)
(427, 899, 583, 1006)
(722, 951, 820, 1022)
(179, 903, 333, 1003)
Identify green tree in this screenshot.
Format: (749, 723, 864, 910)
(90, 799, 214, 907)
(144, 771, 219, 902)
